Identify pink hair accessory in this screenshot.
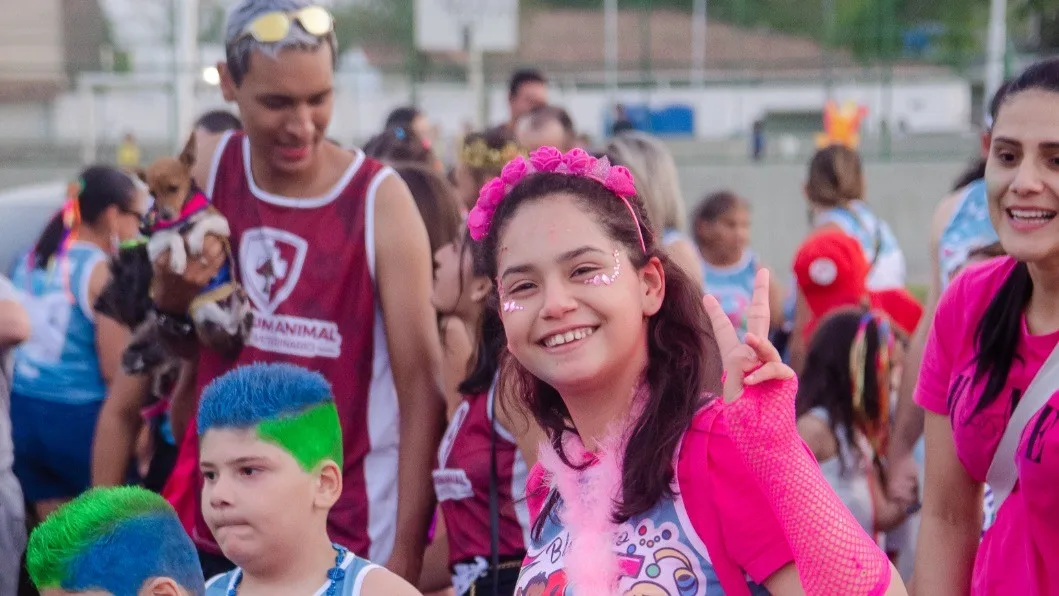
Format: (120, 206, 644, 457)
(467, 146, 648, 254)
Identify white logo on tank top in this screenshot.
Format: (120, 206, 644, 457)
(433, 401, 474, 502)
(239, 227, 342, 359)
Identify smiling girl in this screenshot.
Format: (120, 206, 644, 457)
(468, 147, 906, 594)
(914, 58, 1059, 595)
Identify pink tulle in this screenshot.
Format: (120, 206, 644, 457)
(722, 377, 892, 595)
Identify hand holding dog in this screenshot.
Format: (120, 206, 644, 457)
(151, 234, 226, 314)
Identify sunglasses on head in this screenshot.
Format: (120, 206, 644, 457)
(236, 6, 334, 44)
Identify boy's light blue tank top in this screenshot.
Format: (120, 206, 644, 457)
(702, 252, 758, 341)
(204, 546, 379, 596)
(814, 201, 906, 290)
(938, 179, 998, 290)
(11, 242, 108, 404)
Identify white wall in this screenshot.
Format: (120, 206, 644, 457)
(18, 71, 971, 150)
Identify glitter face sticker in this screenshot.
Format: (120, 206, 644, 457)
(502, 300, 525, 313)
(586, 250, 622, 286)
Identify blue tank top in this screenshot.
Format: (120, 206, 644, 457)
(938, 179, 997, 290)
(814, 201, 906, 290)
(702, 252, 758, 340)
(204, 546, 379, 596)
(11, 242, 108, 404)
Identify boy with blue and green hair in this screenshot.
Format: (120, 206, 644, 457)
(197, 363, 419, 595)
(25, 486, 205, 596)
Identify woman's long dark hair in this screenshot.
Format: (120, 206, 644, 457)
(796, 308, 886, 473)
(33, 165, 135, 269)
(971, 58, 1059, 416)
(477, 173, 723, 537)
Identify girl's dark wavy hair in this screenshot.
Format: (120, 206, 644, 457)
(475, 172, 723, 538)
(971, 57, 1059, 416)
(795, 308, 885, 475)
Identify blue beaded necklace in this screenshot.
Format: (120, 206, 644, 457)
(228, 544, 347, 596)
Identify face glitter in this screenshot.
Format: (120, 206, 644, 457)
(585, 250, 622, 286)
(502, 300, 525, 313)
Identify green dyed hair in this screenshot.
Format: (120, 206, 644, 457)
(197, 362, 343, 471)
(26, 486, 204, 595)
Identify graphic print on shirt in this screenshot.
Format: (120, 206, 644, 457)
(518, 514, 715, 596)
(433, 400, 474, 502)
(238, 226, 342, 359)
(1026, 405, 1059, 465)
(947, 370, 1059, 467)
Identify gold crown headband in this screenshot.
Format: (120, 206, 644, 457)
(460, 138, 523, 171)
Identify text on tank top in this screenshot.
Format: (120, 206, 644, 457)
(184, 131, 398, 560)
(11, 242, 107, 403)
(434, 382, 531, 565)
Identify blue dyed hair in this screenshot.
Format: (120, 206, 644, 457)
(26, 487, 205, 595)
(198, 362, 343, 470)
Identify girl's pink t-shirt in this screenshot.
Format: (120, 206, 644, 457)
(916, 256, 1059, 595)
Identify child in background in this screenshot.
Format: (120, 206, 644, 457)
(198, 363, 419, 595)
(693, 190, 785, 337)
(796, 309, 913, 547)
(432, 231, 493, 415)
(606, 131, 706, 291)
(453, 130, 522, 212)
(25, 485, 205, 596)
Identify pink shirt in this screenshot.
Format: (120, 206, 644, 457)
(916, 256, 1059, 595)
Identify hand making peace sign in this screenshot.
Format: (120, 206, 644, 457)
(703, 268, 795, 403)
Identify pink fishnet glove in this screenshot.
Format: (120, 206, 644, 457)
(722, 376, 891, 595)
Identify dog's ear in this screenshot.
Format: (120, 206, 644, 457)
(180, 132, 197, 169)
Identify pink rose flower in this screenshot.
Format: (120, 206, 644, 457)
(477, 177, 506, 210)
(563, 148, 595, 174)
(467, 206, 490, 240)
(500, 157, 529, 185)
(604, 165, 637, 197)
(529, 146, 563, 172)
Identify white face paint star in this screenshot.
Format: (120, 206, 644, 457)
(585, 250, 622, 286)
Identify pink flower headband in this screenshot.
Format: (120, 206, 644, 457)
(466, 146, 648, 253)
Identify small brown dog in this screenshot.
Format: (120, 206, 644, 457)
(124, 133, 252, 371)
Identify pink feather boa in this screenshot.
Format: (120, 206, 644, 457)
(536, 387, 647, 595)
(537, 430, 625, 594)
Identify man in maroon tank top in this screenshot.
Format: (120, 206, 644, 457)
(148, 0, 446, 583)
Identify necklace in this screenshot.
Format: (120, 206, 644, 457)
(227, 544, 347, 596)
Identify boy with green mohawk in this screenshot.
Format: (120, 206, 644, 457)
(25, 485, 205, 596)
(197, 363, 420, 595)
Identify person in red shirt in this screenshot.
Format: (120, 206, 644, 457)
(149, 0, 445, 582)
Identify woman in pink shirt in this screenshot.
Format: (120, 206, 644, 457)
(914, 58, 1059, 595)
